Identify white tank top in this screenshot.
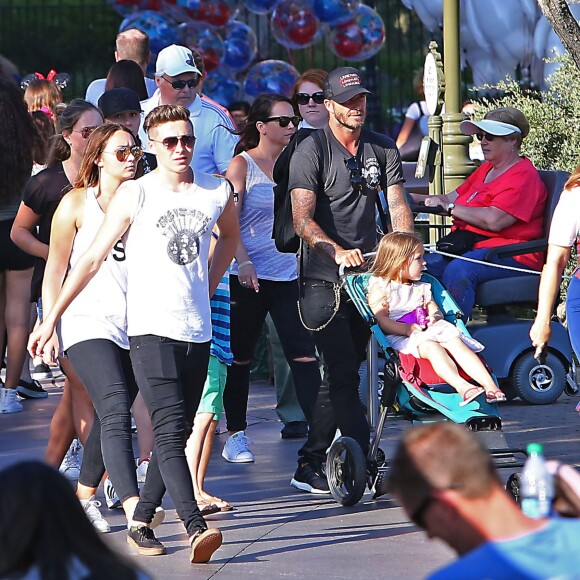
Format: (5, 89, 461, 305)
(60, 187, 128, 351)
(124, 171, 230, 342)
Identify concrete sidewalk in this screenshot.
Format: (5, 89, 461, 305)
(1, 377, 579, 579)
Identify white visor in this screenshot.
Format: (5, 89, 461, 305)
(460, 119, 522, 136)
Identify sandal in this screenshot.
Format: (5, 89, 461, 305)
(197, 500, 220, 516)
(485, 389, 507, 404)
(459, 387, 484, 407)
(212, 498, 234, 512)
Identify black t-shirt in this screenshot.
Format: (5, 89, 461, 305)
(21, 163, 72, 301)
(288, 125, 403, 282)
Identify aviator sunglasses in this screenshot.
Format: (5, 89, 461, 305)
(264, 115, 301, 128)
(73, 126, 98, 139)
(295, 91, 325, 105)
(345, 156, 366, 191)
(102, 145, 143, 163)
(149, 134, 196, 150)
(161, 76, 199, 90)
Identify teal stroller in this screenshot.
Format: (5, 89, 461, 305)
(326, 270, 525, 506)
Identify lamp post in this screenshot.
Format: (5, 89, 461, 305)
(442, 0, 475, 192)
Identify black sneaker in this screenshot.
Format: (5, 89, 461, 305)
(16, 379, 48, 399)
(290, 463, 330, 494)
(281, 421, 308, 439)
(31, 362, 52, 380)
(189, 527, 222, 563)
(127, 525, 166, 556)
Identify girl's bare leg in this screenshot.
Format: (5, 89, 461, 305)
(45, 378, 76, 466)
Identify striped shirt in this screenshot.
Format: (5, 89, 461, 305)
(210, 271, 233, 365)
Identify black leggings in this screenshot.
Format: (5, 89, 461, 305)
(223, 277, 320, 432)
(67, 339, 139, 502)
(130, 335, 209, 536)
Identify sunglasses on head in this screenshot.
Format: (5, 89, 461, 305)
(264, 115, 300, 128)
(150, 134, 196, 150)
(102, 145, 143, 163)
(295, 91, 325, 105)
(73, 126, 98, 139)
(475, 132, 498, 142)
(345, 156, 366, 191)
(162, 76, 198, 90)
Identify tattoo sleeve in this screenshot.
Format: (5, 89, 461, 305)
(387, 182, 414, 233)
(291, 188, 341, 258)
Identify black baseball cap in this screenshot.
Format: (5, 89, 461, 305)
(323, 67, 371, 104)
(98, 88, 142, 118)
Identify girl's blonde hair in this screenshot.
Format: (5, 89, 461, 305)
(370, 232, 423, 283)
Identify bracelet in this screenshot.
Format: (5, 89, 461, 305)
(237, 260, 253, 269)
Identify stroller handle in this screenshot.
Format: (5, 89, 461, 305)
(338, 252, 377, 278)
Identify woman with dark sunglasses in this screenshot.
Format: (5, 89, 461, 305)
(11, 99, 104, 475)
(220, 93, 321, 464)
(414, 107, 548, 320)
(37, 123, 153, 532)
(293, 68, 329, 131)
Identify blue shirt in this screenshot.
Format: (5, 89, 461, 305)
(429, 518, 580, 580)
(209, 272, 233, 365)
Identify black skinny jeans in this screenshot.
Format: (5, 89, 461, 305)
(297, 279, 370, 466)
(223, 277, 320, 432)
(67, 339, 139, 502)
(130, 335, 209, 536)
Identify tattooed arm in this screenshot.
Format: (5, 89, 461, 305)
(386, 182, 414, 233)
(291, 187, 364, 267)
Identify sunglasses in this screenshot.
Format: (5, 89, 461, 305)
(102, 145, 143, 163)
(73, 126, 98, 139)
(475, 132, 498, 142)
(345, 156, 366, 191)
(264, 115, 300, 128)
(295, 91, 325, 105)
(161, 76, 198, 90)
(409, 495, 436, 529)
(150, 134, 196, 150)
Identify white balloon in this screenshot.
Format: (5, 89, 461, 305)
(402, 0, 443, 33)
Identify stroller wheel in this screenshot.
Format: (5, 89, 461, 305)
(506, 472, 521, 505)
(326, 437, 367, 506)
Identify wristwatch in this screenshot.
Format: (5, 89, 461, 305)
(447, 202, 456, 216)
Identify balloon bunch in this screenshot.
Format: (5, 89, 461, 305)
(108, 0, 386, 106)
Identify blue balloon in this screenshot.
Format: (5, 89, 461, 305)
(119, 11, 180, 57)
(222, 21, 257, 71)
(243, 60, 300, 99)
(313, 0, 358, 25)
(244, 0, 279, 15)
(204, 71, 241, 107)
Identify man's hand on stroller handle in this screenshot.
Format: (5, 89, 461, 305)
(335, 248, 365, 268)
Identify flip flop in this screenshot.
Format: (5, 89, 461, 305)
(459, 387, 485, 407)
(213, 499, 234, 512)
(486, 389, 507, 404)
(197, 500, 220, 516)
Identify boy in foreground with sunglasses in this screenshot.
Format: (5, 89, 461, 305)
(29, 104, 239, 564)
(388, 422, 580, 579)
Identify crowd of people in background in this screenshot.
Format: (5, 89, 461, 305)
(1, 24, 580, 579)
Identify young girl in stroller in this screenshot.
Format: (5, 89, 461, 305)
(367, 232, 506, 406)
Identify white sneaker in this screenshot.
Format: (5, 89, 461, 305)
(59, 439, 83, 481)
(0, 387, 23, 414)
(136, 456, 150, 483)
(127, 505, 165, 530)
(222, 431, 254, 463)
(80, 496, 111, 533)
(104, 477, 121, 509)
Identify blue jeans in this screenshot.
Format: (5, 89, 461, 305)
(566, 273, 580, 361)
(425, 248, 530, 319)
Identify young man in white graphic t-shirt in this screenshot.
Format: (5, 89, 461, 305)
(29, 105, 239, 564)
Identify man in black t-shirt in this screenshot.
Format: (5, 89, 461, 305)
(288, 66, 413, 493)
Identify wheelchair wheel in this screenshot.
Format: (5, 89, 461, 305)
(512, 351, 566, 405)
(326, 436, 367, 507)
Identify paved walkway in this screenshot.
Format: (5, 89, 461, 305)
(1, 376, 579, 579)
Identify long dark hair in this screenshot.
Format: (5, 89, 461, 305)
(75, 123, 136, 188)
(105, 59, 148, 101)
(234, 93, 293, 155)
(0, 79, 35, 206)
(0, 461, 141, 580)
(47, 98, 102, 166)
(31, 109, 55, 166)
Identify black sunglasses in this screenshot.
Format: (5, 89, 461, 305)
(162, 76, 199, 90)
(102, 145, 143, 163)
(345, 156, 366, 191)
(264, 115, 300, 128)
(295, 91, 325, 105)
(409, 494, 436, 529)
(475, 132, 498, 142)
(73, 126, 98, 139)
(150, 134, 196, 150)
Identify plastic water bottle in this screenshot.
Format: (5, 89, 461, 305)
(520, 443, 554, 519)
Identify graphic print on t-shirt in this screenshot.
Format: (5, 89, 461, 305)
(363, 157, 381, 189)
(157, 207, 211, 265)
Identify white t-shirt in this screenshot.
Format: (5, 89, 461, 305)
(123, 171, 231, 342)
(85, 77, 157, 105)
(139, 91, 238, 176)
(60, 188, 128, 351)
(548, 185, 580, 248)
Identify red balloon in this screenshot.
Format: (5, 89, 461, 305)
(333, 26, 364, 58)
(287, 18, 318, 45)
(200, 47, 221, 72)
